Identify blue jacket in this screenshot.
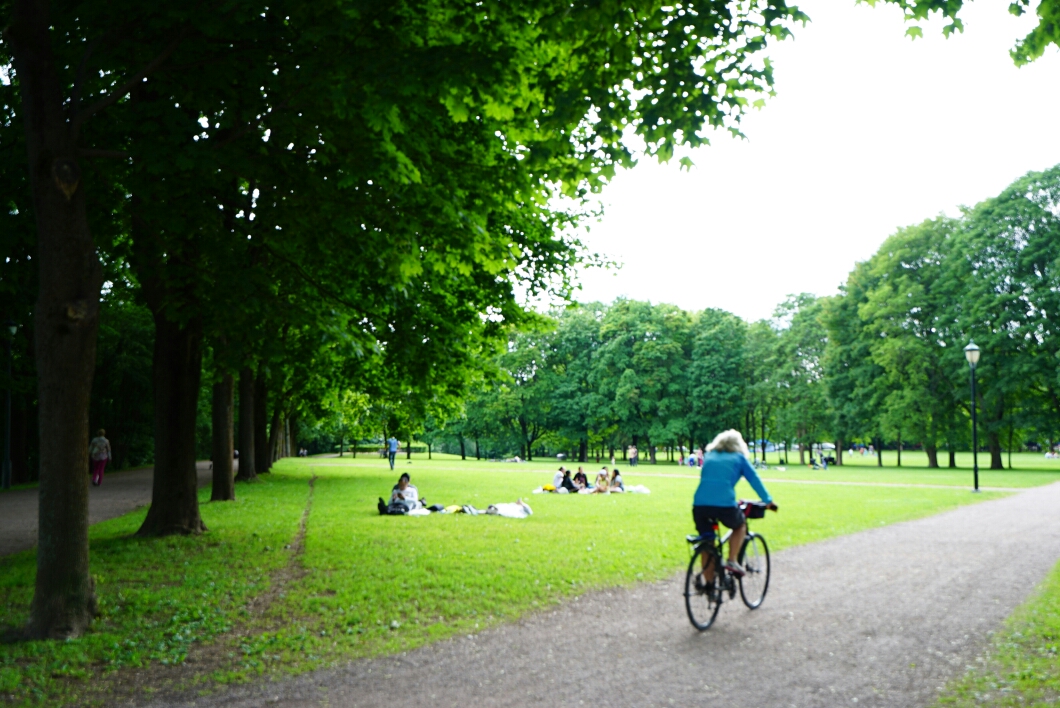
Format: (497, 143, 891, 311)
(693, 451, 772, 507)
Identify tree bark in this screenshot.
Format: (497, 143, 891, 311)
(254, 367, 269, 473)
(579, 437, 587, 463)
(896, 430, 902, 468)
(210, 373, 235, 501)
(236, 367, 256, 481)
(949, 447, 957, 468)
(988, 430, 1003, 470)
(11, 392, 32, 484)
(925, 444, 939, 469)
(266, 404, 281, 465)
(475, 438, 480, 460)
(459, 437, 465, 460)
(876, 437, 883, 467)
(135, 315, 206, 536)
(12, 0, 102, 637)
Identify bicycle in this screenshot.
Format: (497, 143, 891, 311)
(684, 500, 777, 631)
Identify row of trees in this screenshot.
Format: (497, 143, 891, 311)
(2, 0, 1055, 641)
(423, 165, 1060, 468)
(1, 0, 812, 638)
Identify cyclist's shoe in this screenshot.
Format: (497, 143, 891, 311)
(724, 560, 745, 578)
(694, 573, 708, 593)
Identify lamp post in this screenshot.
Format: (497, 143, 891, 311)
(964, 341, 981, 492)
(2, 320, 15, 490)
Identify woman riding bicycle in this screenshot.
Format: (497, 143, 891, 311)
(693, 429, 773, 577)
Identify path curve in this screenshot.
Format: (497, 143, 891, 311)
(149, 481, 1060, 708)
(0, 461, 217, 557)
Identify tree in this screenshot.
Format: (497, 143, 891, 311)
(773, 295, 830, 464)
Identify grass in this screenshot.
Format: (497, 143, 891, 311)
(937, 560, 1060, 707)
(0, 455, 1040, 706)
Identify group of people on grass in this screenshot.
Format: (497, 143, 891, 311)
(376, 472, 533, 518)
(550, 465, 624, 494)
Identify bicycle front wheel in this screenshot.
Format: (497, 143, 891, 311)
(738, 532, 770, 609)
(685, 547, 722, 631)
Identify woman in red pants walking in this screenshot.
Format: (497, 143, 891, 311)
(89, 429, 111, 487)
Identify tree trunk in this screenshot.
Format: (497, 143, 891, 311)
(1007, 422, 1014, 470)
(949, 447, 957, 468)
(266, 405, 281, 465)
(427, 442, 432, 459)
(254, 367, 268, 473)
(475, 438, 480, 460)
(407, 437, 412, 460)
(877, 437, 883, 467)
(11, 391, 32, 484)
(210, 374, 235, 501)
(579, 437, 587, 463)
(835, 439, 842, 466)
(12, 0, 102, 638)
(236, 367, 256, 481)
(798, 441, 805, 466)
(896, 430, 902, 467)
(136, 315, 206, 536)
(988, 430, 1003, 470)
(925, 444, 939, 469)
(459, 437, 465, 460)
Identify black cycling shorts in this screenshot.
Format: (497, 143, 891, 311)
(692, 505, 745, 539)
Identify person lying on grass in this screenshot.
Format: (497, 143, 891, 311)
(692, 429, 773, 579)
(377, 473, 423, 514)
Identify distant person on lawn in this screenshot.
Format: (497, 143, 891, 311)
(573, 467, 589, 490)
(387, 436, 399, 470)
(89, 429, 111, 487)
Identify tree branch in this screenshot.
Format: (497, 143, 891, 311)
(78, 148, 131, 159)
(70, 34, 106, 115)
(75, 31, 187, 127)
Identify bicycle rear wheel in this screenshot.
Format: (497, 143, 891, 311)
(685, 546, 722, 630)
(738, 532, 770, 609)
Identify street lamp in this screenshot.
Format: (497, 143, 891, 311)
(2, 320, 15, 490)
(964, 341, 981, 492)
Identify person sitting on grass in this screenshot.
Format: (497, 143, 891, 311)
(610, 468, 625, 492)
(553, 466, 566, 490)
(560, 468, 577, 493)
(377, 473, 421, 514)
(573, 467, 589, 490)
(590, 470, 611, 494)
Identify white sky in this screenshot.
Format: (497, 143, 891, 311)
(570, 0, 1060, 322)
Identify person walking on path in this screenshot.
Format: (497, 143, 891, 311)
(89, 429, 112, 487)
(387, 436, 399, 470)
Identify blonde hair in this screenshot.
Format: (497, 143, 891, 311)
(706, 429, 749, 457)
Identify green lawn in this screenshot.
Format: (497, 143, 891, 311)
(938, 559, 1060, 707)
(0, 455, 1041, 706)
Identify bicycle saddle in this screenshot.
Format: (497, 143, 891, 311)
(686, 534, 708, 543)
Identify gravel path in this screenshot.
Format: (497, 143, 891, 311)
(0, 461, 216, 557)
(150, 481, 1060, 708)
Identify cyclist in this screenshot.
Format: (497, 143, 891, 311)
(692, 429, 773, 578)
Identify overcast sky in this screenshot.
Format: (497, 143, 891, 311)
(569, 0, 1060, 322)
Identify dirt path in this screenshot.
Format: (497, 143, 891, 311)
(148, 481, 1060, 708)
(0, 461, 216, 557)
